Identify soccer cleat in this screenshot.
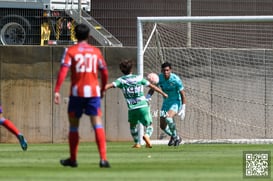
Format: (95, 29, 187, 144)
(143, 135, 152, 148)
(17, 134, 28, 151)
(168, 136, 175, 146)
(99, 160, 111, 168)
(60, 158, 78, 168)
(174, 136, 182, 146)
(132, 144, 141, 148)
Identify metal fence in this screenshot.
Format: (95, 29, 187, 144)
(91, 0, 273, 46)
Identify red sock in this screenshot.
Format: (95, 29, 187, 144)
(69, 131, 79, 162)
(94, 126, 107, 161)
(2, 119, 20, 136)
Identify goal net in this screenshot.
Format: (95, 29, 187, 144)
(137, 16, 273, 144)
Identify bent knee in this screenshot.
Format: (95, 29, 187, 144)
(160, 118, 167, 129)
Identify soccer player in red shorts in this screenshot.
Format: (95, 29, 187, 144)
(54, 24, 110, 168)
(0, 105, 27, 151)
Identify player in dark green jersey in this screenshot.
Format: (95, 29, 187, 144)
(106, 59, 167, 148)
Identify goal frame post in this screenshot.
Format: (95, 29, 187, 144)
(137, 15, 273, 76)
(136, 15, 273, 144)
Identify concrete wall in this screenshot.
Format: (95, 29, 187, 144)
(0, 46, 136, 143)
(0, 46, 273, 143)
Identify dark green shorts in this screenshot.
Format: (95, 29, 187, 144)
(128, 106, 152, 126)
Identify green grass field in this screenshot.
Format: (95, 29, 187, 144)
(0, 142, 272, 181)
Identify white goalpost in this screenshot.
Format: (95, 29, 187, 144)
(137, 16, 273, 144)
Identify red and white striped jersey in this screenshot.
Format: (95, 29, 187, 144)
(59, 42, 108, 97)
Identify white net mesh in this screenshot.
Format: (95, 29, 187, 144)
(140, 18, 273, 143)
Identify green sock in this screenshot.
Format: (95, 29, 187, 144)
(130, 124, 139, 144)
(163, 125, 172, 136)
(145, 124, 153, 137)
(166, 117, 177, 137)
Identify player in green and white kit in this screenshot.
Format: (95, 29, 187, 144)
(106, 59, 168, 148)
(147, 62, 186, 146)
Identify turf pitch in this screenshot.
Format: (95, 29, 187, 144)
(0, 142, 272, 181)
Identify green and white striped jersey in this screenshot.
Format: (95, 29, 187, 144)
(112, 74, 150, 110)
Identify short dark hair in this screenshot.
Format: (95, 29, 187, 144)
(119, 59, 133, 75)
(161, 62, 172, 69)
(75, 24, 90, 41)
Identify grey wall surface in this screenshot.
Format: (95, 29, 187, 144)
(0, 46, 136, 143)
(0, 46, 272, 143)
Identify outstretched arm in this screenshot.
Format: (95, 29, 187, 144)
(105, 83, 115, 90)
(148, 84, 168, 98)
